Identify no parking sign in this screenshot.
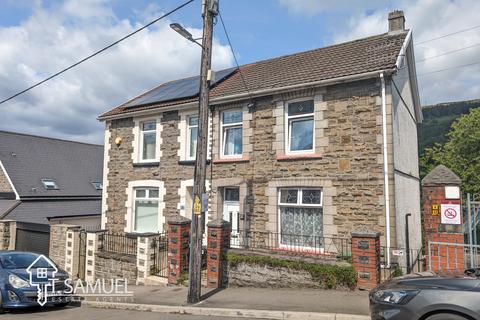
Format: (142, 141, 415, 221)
(440, 203, 461, 225)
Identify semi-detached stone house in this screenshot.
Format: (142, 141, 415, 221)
(98, 11, 423, 253)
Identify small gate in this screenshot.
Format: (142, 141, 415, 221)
(381, 246, 425, 281)
(428, 241, 480, 272)
(150, 233, 168, 278)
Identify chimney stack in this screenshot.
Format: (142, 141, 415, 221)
(388, 10, 405, 33)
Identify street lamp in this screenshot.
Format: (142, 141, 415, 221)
(170, 23, 203, 47)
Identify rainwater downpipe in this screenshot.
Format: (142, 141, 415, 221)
(380, 72, 391, 268)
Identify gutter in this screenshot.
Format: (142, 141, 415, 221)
(0, 160, 19, 200)
(20, 196, 102, 201)
(380, 72, 391, 267)
(98, 69, 394, 121)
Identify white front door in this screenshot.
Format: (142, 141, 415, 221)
(223, 187, 240, 245)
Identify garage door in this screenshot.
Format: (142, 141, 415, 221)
(15, 222, 50, 255)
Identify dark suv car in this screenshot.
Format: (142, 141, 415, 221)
(370, 272, 480, 320)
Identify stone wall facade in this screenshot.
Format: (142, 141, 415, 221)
(95, 251, 137, 284)
(103, 78, 395, 246)
(0, 164, 13, 193)
(0, 220, 16, 250)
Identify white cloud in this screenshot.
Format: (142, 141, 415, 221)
(0, 1, 233, 144)
(279, 0, 480, 105)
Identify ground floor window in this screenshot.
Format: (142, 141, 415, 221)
(134, 187, 159, 233)
(278, 188, 323, 247)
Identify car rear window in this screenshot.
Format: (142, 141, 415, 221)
(0, 253, 55, 269)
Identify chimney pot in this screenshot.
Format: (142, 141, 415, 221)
(388, 10, 405, 33)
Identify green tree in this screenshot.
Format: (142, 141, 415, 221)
(420, 108, 480, 195)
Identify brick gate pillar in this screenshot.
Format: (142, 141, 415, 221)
(64, 226, 82, 279)
(207, 220, 231, 289)
(167, 216, 191, 285)
(422, 165, 464, 273)
(352, 230, 381, 290)
(85, 230, 103, 283)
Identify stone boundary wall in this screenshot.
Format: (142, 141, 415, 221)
(226, 248, 353, 290)
(95, 251, 137, 285)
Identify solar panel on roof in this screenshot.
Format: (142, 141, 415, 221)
(123, 67, 236, 108)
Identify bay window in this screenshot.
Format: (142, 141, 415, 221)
(140, 121, 157, 161)
(221, 110, 243, 157)
(278, 188, 323, 247)
(134, 187, 159, 233)
(187, 115, 198, 159)
(286, 100, 314, 153)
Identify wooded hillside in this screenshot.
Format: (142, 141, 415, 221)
(418, 99, 480, 155)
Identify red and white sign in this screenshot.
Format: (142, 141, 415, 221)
(441, 203, 461, 225)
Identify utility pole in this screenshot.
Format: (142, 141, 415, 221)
(188, 0, 218, 304)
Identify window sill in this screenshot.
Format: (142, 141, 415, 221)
(276, 154, 322, 161)
(213, 157, 250, 164)
(133, 162, 159, 167)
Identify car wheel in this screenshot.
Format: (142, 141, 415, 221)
(425, 313, 469, 320)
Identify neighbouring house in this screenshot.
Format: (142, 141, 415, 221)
(0, 131, 103, 254)
(98, 11, 422, 255)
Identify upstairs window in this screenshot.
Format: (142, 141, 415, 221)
(187, 115, 198, 159)
(140, 121, 157, 161)
(221, 110, 242, 157)
(287, 100, 314, 153)
(91, 181, 103, 190)
(41, 179, 58, 190)
(134, 187, 159, 233)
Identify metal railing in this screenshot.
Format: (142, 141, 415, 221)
(230, 230, 352, 261)
(99, 233, 138, 255)
(150, 233, 168, 277)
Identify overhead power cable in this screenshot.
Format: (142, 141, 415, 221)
(416, 60, 480, 77)
(416, 43, 480, 63)
(0, 0, 196, 106)
(218, 10, 254, 103)
(415, 24, 480, 45)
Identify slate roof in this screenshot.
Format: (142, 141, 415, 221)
(422, 165, 461, 186)
(100, 31, 408, 119)
(0, 200, 19, 217)
(0, 131, 103, 198)
(4, 199, 101, 224)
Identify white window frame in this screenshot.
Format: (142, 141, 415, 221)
(125, 180, 165, 233)
(139, 120, 157, 162)
(220, 109, 243, 158)
(277, 188, 323, 251)
(133, 187, 159, 233)
(285, 99, 315, 154)
(187, 115, 198, 160)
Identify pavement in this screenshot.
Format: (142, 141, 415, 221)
(2, 305, 260, 320)
(84, 285, 371, 320)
